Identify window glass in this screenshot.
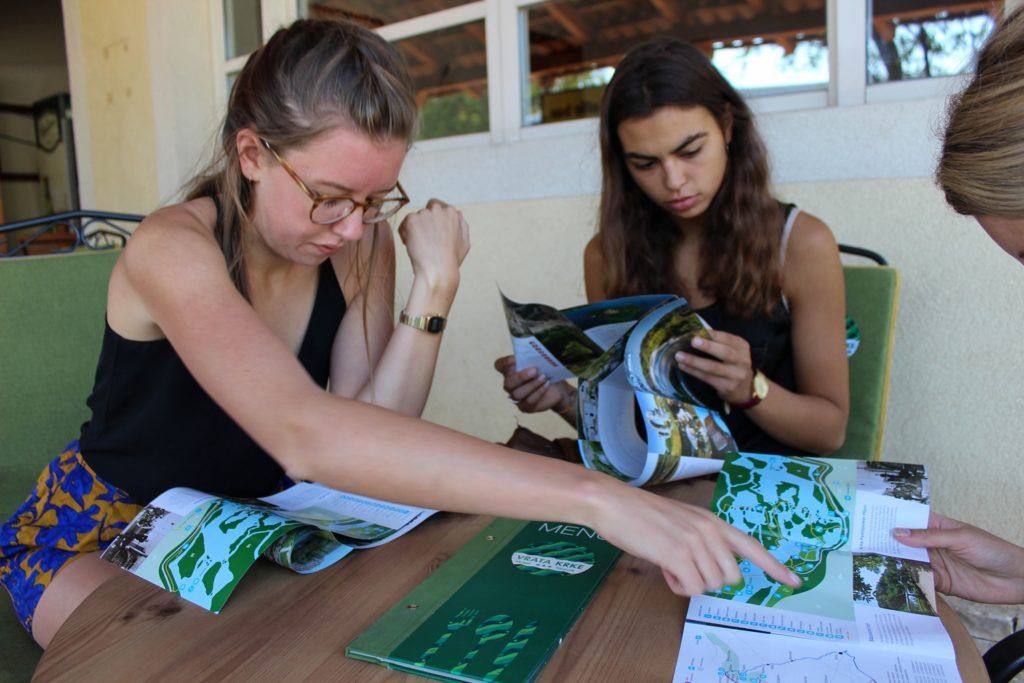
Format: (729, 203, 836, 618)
(303, 0, 477, 27)
(868, 2, 995, 84)
(392, 20, 489, 140)
(224, 0, 262, 60)
(525, 0, 828, 127)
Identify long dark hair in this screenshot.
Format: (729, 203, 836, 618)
(597, 38, 782, 316)
(186, 19, 418, 299)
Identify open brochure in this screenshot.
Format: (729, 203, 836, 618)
(502, 293, 735, 486)
(100, 482, 435, 613)
(673, 452, 962, 682)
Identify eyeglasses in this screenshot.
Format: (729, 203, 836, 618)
(260, 138, 409, 225)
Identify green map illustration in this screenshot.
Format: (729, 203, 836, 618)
(135, 499, 301, 613)
(708, 454, 855, 619)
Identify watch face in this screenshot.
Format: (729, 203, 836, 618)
(426, 316, 446, 333)
(753, 371, 770, 399)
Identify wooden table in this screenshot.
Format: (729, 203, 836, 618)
(34, 477, 987, 682)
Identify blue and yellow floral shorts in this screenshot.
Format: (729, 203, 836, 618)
(0, 441, 140, 635)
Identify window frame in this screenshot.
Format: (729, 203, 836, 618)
(210, 0, 1005, 150)
(211, 0, 302, 113)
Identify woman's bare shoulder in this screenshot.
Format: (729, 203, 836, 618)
(782, 210, 842, 300)
(583, 234, 606, 302)
(111, 198, 225, 338)
(122, 198, 221, 270)
(785, 210, 839, 264)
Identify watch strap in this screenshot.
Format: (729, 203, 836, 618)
(729, 370, 768, 411)
(399, 310, 447, 334)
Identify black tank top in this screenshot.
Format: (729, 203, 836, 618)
(81, 225, 347, 504)
(696, 203, 809, 457)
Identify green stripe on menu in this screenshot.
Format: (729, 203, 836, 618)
(347, 518, 529, 662)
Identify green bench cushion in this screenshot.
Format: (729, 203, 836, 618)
(832, 265, 900, 461)
(0, 249, 119, 682)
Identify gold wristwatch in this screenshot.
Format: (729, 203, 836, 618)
(730, 370, 769, 411)
(399, 310, 447, 334)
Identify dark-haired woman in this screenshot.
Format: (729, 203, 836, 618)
(498, 38, 849, 457)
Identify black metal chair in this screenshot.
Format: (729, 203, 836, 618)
(0, 210, 143, 257)
(985, 629, 1024, 683)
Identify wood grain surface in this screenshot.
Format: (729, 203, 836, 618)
(33, 477, 987, 682)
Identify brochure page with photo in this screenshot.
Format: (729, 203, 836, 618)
(674, 453, 961, 682)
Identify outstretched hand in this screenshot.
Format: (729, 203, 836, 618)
(494, 355, 570, 414)
(894, 513, 1024, 604)
(591, 484, 801, 597)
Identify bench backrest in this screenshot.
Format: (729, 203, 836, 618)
(833, 264, 901, 460)
(0, 249, 118, 515)
(0, 249, 118, 679)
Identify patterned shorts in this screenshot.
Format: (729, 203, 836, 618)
(0, 441, 141, 635)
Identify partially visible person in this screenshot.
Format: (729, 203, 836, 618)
(893, 5, 1024, 603)
(496, 38, 848, 456)
(895, 516, 1024, 604)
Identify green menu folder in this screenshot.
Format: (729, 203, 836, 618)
(347, 518, 621, 682)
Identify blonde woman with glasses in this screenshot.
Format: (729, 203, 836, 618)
(0, 18, 798, 649)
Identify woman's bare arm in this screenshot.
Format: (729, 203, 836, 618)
(330, 202, 468, 416)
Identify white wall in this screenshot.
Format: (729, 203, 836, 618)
(61, 0, 217, 214)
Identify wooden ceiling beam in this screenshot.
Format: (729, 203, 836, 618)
(308, 3, 384, 28)
(871, 0, 990, 15)
(648, 0, 680, 24)
(694, 8, 717, 25)
(544, 3, 591, 42)
(463, 22, 485, 45)
(400, 41, 440, 71)
(415, 76, 488, 101)
(872, 17, 896, 42)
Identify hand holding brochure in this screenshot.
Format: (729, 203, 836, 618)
(501, 292, 736, 486)
(674, 453, 962, 682)
(101, 482, 435, 613)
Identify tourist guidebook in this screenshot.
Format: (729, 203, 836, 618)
(501, 293, 736, 486)
(674, 452, 962, 682)
(348, 517, 620, 682)
(100, 482, 435, 613)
